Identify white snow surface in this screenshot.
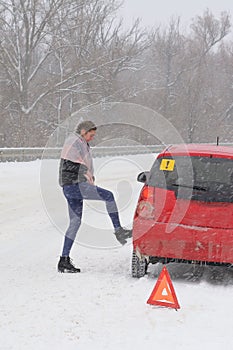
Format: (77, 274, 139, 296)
(1, 155, 233, 350)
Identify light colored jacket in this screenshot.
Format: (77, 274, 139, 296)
(61, 133, 94, 184)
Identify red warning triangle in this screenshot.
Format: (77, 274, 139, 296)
(147, 266, 180, 309)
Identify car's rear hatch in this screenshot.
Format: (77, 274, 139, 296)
(148, 154, 233, 229)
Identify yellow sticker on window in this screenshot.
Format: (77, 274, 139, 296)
(160, 159, 175, 171)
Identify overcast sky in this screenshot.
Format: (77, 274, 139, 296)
(120, 0, 233, 29)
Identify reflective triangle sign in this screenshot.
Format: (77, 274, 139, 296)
(147, 266, 180, 309)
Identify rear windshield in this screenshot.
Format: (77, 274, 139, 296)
(148, 156, 233, 203)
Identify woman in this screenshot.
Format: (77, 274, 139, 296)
(58, 120, 132, 273)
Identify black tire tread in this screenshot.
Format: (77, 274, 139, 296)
(132, 250, 147, 278)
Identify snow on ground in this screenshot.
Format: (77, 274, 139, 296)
(1, 155, 233, 350)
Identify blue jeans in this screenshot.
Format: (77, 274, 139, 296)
(61, 182, 121, 256)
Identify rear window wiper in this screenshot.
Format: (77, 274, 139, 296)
(171, 183, 208, 191)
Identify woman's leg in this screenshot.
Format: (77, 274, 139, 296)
(78, 182, 121, 229)
(61, 187, 83, 257)
(96, 186, 121, 229)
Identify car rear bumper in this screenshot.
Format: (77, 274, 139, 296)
(133, 221, 233, 264)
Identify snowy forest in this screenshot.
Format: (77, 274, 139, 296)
(0, 0, 233, 147)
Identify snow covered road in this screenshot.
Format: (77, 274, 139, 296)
(0, 157, 233, 350)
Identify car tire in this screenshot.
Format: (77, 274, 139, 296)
(132, 250, 147, 278)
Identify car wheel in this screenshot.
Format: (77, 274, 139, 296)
(132, 250, 147, 278)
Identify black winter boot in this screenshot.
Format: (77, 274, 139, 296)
(114, 227, 132, 245)
(57, 256, 81, 273)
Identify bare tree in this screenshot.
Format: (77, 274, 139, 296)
(182, 9, 231, 141)
(190, 9, 231, 57)
(149, 18, 186, 117)
(0, 0, 71, 144)
(135, 10, 231, 143)
(0, 0, 146, 146)
(1, 3, 232, 147)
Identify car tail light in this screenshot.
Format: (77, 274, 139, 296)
(136, 185, 155, 219)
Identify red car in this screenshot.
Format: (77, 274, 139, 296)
(132, 144, 233, 277)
